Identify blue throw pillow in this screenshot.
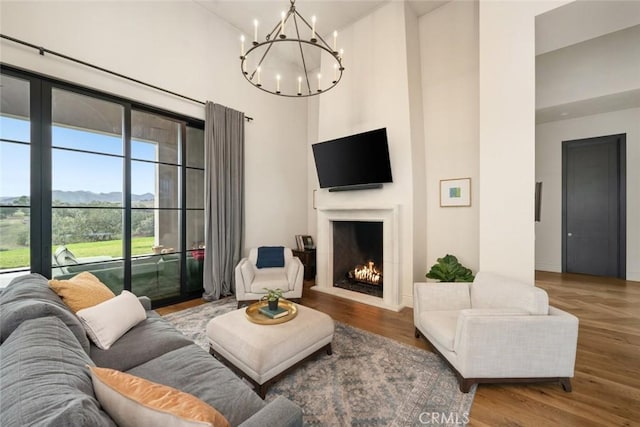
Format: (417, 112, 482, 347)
(256, 246, 285, 269)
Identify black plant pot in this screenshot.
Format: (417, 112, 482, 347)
(268, 298, 279, 311)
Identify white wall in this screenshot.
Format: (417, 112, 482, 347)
(0, 0, 308, 254)
(406, 3, 427, 283)
(535, 108, 640, 281)
(536, 25, 640, 109)
(419, 0, 479, 275)
(314, 1, 419, 306)
(478, 0, 571, 284)
(306, 95, 320, 249)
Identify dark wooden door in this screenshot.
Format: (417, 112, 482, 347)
(562, 134, 626, 278)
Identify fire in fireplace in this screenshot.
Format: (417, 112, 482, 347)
(348, 261, 383, 286)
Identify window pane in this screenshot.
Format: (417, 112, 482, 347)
(186, 126, 204, 168)
(187, 249, 204, 292)
(0, 206, 30, 270)
(0, 117, 30, 143)
(186, 209, 204, 293)
(132, 161, 179, 209)
(131, 208, 181, 254)
(52, 88, 123, 155)
(186, 210, 204, 251)
(1, 142, 30, 200)
(53, 126, 123, 156)
(52, 260, 124, 295)
(132, 210, 155, 255)
(0, 74, 30, 142)
(53, 150, 123, 206)
(0, 74, 30, 279)
(51, 208, 123, 261)
(130, 253, 181, 300)
(186, 169, 204, 209)
(131, 110, 180, 164)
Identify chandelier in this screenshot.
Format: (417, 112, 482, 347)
(239, 0, 344, 97)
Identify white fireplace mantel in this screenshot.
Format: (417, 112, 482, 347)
(312, 205, 403, 311)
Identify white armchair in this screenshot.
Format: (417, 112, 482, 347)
(235, 247, 304, 308)
(414, 272, 579, 392)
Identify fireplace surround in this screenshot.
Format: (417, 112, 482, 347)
(313, 205, 402, 311)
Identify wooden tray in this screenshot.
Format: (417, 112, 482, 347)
(245, 299, 298, 325)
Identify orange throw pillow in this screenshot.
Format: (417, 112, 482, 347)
(88, 366, 230, 427)
(49, 272, 115, 313)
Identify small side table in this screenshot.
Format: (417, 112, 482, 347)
(292, 249, 316, 281)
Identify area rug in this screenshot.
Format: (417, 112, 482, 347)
(164, 299, 476, 426)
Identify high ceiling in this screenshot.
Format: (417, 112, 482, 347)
(536, 0, 640, 55)
(535, 1, 640, 123)
(196, 0, 448, 80)
(196, 0, 449, 40)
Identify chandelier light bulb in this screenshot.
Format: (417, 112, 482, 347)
(280, 11, 286, 38)
(276, 74, 281, 93)
(298, 76, 302, 95)
(333, 31, 338, 52)
(253, 19, 259, 44)
(256, 66, 261, 86)
(311, 16, 317, 41)
(317, 73, 322, 92)
(240, 35, 245, 57)
(333, 63, 338, 83)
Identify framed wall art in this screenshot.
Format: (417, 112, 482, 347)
(440, 178, 471, 207)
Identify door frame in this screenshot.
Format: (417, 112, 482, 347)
(561, 134, 626, 278)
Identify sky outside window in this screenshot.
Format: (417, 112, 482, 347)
(0, 142, 29, 199)
(1, 116, 157, 198)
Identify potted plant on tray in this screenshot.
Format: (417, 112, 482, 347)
(262, 288, 284, 310)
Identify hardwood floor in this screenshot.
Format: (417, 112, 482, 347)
(157, 271, 640, 426)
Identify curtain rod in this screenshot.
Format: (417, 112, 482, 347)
(0, 34, 253, 122)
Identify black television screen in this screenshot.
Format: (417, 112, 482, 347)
(312, 128, 392, 190)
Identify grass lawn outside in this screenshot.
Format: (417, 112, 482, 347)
(0, 236, 155, 270)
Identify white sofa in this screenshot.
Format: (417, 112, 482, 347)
(235, 247, 304, 307)
(413, 272, 579, 392)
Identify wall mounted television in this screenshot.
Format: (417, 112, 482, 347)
(312, 128, 393, 192)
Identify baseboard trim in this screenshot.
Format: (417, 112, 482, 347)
(535, 264, 561, 273)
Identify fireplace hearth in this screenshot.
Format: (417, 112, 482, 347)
(333, 221, 383, 298)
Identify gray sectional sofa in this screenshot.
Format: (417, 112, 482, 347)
(0, 274, 303, 427)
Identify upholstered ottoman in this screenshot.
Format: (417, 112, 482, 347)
(206, 304, 334, 398)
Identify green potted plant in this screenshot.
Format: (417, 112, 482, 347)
(426, 254, 475, 282)
(262, 288, 284, 310)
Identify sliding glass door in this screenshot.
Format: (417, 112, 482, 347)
(0, 66, 205, 306)
(50, 88, 126, 294)
(130, 110, 182, 300)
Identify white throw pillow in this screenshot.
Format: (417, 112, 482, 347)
(77, 290, 146, 350)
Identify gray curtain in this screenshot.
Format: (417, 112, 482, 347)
(202, 102, 244, 300)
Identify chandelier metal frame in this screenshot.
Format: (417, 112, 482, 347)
(240, 0, 344, 97)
